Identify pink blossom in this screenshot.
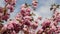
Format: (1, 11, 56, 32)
(57, 26, 60, 33)
(56, 14, 60, 22)
(37, 16, 42, 20)
(42, 19, 51, 27)
(26, 8, 31, 12)
(32, 22, 38, 29)
(11, 30, 17, 34)
(32, 0, 38, 9)
(20, 7, 26, 16)
(2, 13, 10, 21)
(5, 0, 16, 6)
(0, 13, 3, 17)
(15, 13, 23, 21)
(7, 4, 14, 12)
(10, 0, 16, 6)
(0, 7, 3, 13)
(7, 23, 14, 29)
(32, 0, 38, 6)
(50, 25, 57, 31)
(23, 16, 32, 21)
(24, 12, 31, 16)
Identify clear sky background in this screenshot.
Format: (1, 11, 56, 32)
(0, 0, 60, 34)
(0, 0, 60, 19)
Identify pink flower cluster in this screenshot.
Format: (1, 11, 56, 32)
(5, 0, 16, 6)
(0, 0, 60, 34)
(0, 7, 10, 21)
(53, 11, 60, 22)
(0, 0, 16, 22)
(0, 20, 20, 34)
(5, 0, 16, 13)
(0, 3, 41, 34)
(37, 11, 60, 34)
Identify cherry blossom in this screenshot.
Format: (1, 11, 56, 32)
(32, 0, 38, 10)
(0, 0, 60, 34)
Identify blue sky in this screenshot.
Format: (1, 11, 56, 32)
(0, 0, 60, 24)
(0, 0, 60, 22)
(0, 0, 60, 19)
(10, 0, 60, 19)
